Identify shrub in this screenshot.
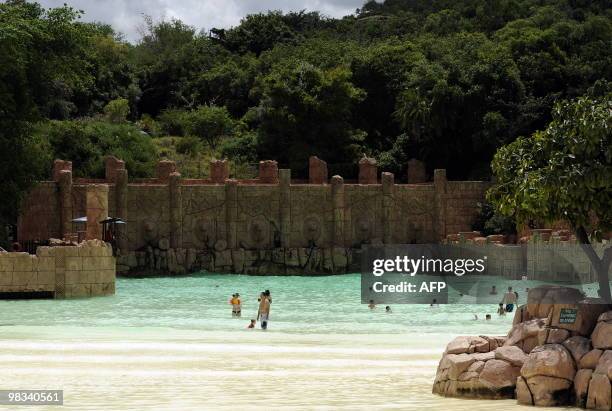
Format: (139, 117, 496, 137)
(175, 136, 201, 156)
(157, 109, 189, 136)
(185, 105, 235, 149)
(137, 114, 161, 136)
(472, 202, 517, 236)
(220, 131, 257, 162)
(103, 98, 130, 123)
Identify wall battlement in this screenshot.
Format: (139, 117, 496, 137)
(18, 156, 490, 274)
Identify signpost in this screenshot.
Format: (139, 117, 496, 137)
(559, 308, 578, 324)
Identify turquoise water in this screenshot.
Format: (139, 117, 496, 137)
(1, 274, 515, 334)
(0, 274, 575, 410)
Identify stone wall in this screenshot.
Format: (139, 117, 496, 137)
(0, 240, 115, 298)
(17, 157, 489, 274)
(448, 239, 612, 284)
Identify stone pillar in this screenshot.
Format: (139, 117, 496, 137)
(58, 169, 73, 240)
(210, 159, 229, 183)
(115, 168, 128, 252)
(358, 156, 377, 184)
(169, 172, 182, 249)
(382, 172, 394, 244)
(105, 156, 125, 183)
(279, 169, 291, 248)
(434, 169, 448, 241)
(52, 159, 72, 182)
(86, 185, 109, 240)
(225, 179, 238, 248)
(258, 160, 278, 184)
(156, 160, 177, 183)
(309, 156, 328, 184)
(407, 158, 427, 183)
(331, 175, 345, 247)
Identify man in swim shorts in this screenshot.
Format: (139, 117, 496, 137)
(258, 292, 271, 330)
(502, 286, 517, 312)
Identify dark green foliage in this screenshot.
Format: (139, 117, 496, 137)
(471, 202, 517, 236)
(175, 136, 201, 156)
(36, 120, 157, 178)
(249, 62, 366, 175)
(185, 105, 235, 149)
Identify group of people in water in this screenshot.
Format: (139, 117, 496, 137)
(228, 284, 524, 328)
(229, 290, 272, 330)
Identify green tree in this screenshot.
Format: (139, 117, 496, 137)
(488, 86, 612, 301)
(0, 1, 92, 228)
(185, 106, 235, 149)
(249, 62, 366, 174)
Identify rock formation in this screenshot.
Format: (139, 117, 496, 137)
(433, 285, 612, 410)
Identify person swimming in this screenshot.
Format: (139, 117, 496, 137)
(368, 300, 376, 310)
(247, 319, 256, 329)
(485, 314, 492, 320)
(385, 306, 392, 313)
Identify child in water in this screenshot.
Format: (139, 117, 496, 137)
(247, 319, 256, 329)
(497, 303, 506, 316)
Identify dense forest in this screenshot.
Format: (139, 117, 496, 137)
(1, 0, 610, 227)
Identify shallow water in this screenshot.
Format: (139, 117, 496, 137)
(0, 274, 578, 410)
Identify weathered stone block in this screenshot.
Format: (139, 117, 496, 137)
(37, 270, 55, 285)
(0, 272, 11, 286)
(258, 160, 278, 184)
(309, 156, 328, 184)
(65, 256, 82, 271)
(358, 156, 377, 184)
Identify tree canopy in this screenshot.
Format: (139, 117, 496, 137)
(0, 0, 610, 227)
(488, 83, 612, 301)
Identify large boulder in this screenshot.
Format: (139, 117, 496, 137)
(563, 336, 593, 364)
(574, 369, 593, 408)
(505, 318, 548, 353)
(495, 345, 528, 367)
(527, 286, 584, 318)
(479, 359, 521, 394)
(526, 375, 572, 407)
(586, 373, 611, 410)
(516, 376, 533, 405)
(521, 344, 576, 381)
(581, 349, 604, 370)
(594, 350, 612, 380)
(448, 354, 476, 380)
(445, 336, 497, 354)
(592, 312, 612, 350)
